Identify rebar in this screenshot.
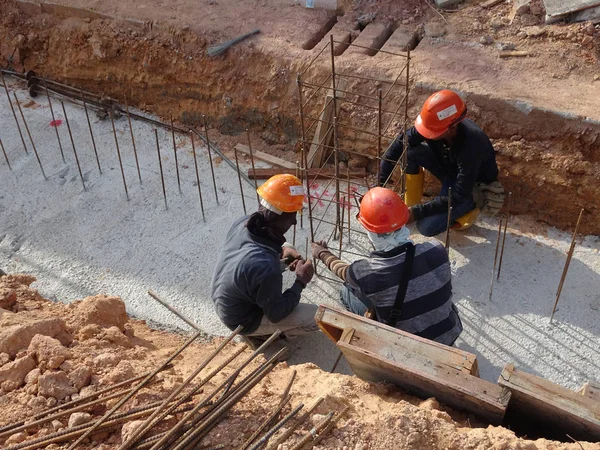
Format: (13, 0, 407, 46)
(445, 187, 452, 252)
(110, 109, 129, 201)
(297, 74, 315, 242)
(311, 406, 350, 447)
(190, 131, 206, 221)
(0, 139, 10, 170)
(1, 72, 28, 154)
(126, 103, 142, 183)
(239, 395, 292, 450)
(247, 403, 304, 450)
(331, 38, 409, 58)
(338, 195, 345, 258)
(247, 130, 261, 208)
(203, 115, 220, 204)
(489, 218, 503, 301)
(44, 80, 65, 162)
(234, 146, 247, 215)
(66, 328, 205, 450)
(265, 397, 324, 450)
(331, 351, 343, 373)
(347, 170, 351, 244)
(81, 88, 101, 174)
(288, 410, 334, 450)
(119, 326, 242, 449)
(550, 208, 584, 323)
(171, 114, 182, 193)
(377, 88, 382, 182)
(496, 191, 512, 280)
(14, 92, 46, 179)
(150, 331, 282, 450)
(401, 49, 411, 196)
(61, 100, 86, 191)
(147, 290, 202, 331)
(154, 128, 168, 210)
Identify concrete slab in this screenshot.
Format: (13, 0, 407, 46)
(345, 23, 393, 56)
(379, 26, 418, 55)
(15, 0, 42, 15)
(309, 21, 352, 55)
(543, 0, 600, 19)
(434, 0, 464, 7)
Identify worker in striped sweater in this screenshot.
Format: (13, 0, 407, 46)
(311, 187, 463, 346)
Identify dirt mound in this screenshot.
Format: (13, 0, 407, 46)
(0, 273, 596, 449)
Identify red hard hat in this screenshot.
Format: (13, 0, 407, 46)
(357, 187, 409, 234)
(415, 90, 467, 140)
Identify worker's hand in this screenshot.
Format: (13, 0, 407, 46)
(311, 240, 329, 260)
(407, 207, 415, 224)
(281, 246, 302, 263)
(295, 259, 314, 287)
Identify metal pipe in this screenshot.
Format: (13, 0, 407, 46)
(66, 328, 205, 450)
(126, 103, 142, 183)
(61, 100, 86, 191)
(550, 208, 584, 323)
(496, 191, 512, 280)
(202, 115, 220, 204)
(81, 88, 101, 174)
(110, 109, 129, 200)
(489, 218, 503, 301)
(147, 290, 202, 331)
(0, 139, 11, 170)
(247, 130, 261, 208)
(1, 72, 28, 154)
(171, 114, 182, 193)
(234, 146, 247, 215)
(297, 74, 315, 242)
(118, 326, 242, 449)
(154, 129, 168, 210)
(190, 132, 206, 221)
(14, 92, 46, 179)
(445, 187, 452, 252)
(44, 81, 65, 162)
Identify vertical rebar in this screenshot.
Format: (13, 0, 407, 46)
(44, 81, 65, 162)
(14, 93, 46, 179)
(203, 115, 219, 204)
(154, 129, 168, 210)
(401, 49, 411, 196)
(190, 132, 206, 221)
(338, 196, 345, 259)
(1, 72, 28, 154)
(0, 139, 11, 170)
(110, 109, 129, 201)
(298, 160, 304, 229)
(170, 114, 182, 193)
(61, 101, 86, 191)
(377, 88, 382, 183)
(550, 208, 584, 323)
(445, 187, 452, 252)
(126, 103, 142, 183)
(496, 191, 512, 280)
(297, 74, 315, 242)
(246, 130, 260, 207)
(330, 35, 341, 241)
(347, 169, 351, 244)
(80, 89, 101, 174)
(234, 147, 247, 215)
(489, 218, 503, 301)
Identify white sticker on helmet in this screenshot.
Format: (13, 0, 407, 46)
(436, 104, 458, 121)
(289, 185, 304, 196)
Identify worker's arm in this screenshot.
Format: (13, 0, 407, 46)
(379, 127, 425, 186)
(255, 272, 304, 323)
(411, 148, 480, 221)
(312, 241, 348, 281)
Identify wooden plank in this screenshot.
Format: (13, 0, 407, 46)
(315, 305, 477, 375)
(234, 144, 297, 170)
(579, 381, 600, 401)
(542, 0, 600, 18)
(248, 168, 365, 180)
(498, 364, 600, 441)
(338, 341, 510, 424)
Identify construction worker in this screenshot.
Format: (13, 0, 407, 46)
(379, 90, 504, 236)
(312, 187, 462, 346)
(211, 174, 317, 349)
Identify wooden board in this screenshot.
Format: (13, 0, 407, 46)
(498, 364, 600, 441)
(579, 381, 600, 402)
(248, 168, 365, 179)
(234, 144, 297, 170)
(543, 0, 600, 18)
(315, 305, 477, 375)
(338, 341, 510, 424)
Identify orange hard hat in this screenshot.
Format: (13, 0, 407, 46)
(257, 174, 304, 213)
(357, 187, 409, 234)
(415, 90, 467, 140)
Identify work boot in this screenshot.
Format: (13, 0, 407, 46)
(240, 335, 291, 362)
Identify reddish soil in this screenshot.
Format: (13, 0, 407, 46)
(0, 0, 599, 233)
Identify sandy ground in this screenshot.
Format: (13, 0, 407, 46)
(1, 80, 599, 391)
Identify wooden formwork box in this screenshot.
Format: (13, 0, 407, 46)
(315, 305, 511, 424)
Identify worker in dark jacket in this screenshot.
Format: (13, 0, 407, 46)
(312, 187, 462, 346)
(211, 174, 316, 343)
(379, 90, 504, 237)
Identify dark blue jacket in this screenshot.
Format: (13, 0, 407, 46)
(211, 216, 304, 334)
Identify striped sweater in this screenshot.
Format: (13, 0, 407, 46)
(319, 241, 462, 345)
